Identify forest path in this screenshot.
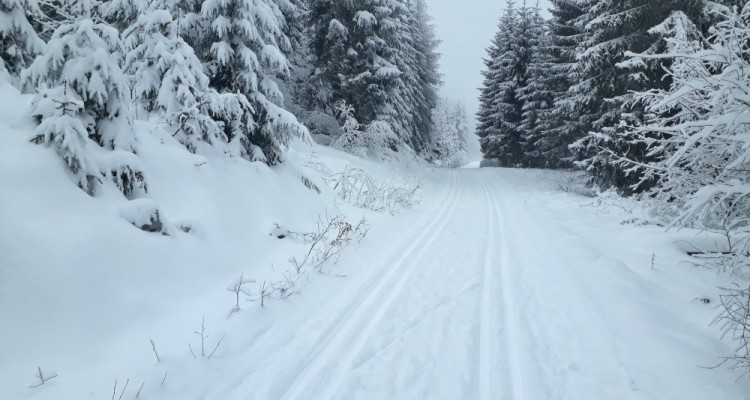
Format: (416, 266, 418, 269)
(209, 168, 740, 400)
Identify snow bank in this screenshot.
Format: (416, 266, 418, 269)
(0, 80, 425, 400)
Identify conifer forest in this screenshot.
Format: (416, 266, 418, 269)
(2, 1, 750, 399)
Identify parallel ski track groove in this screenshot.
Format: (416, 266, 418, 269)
(480, 174, 527, 400)
(477, 174, 496, 400)
(279, 171, 463, 400)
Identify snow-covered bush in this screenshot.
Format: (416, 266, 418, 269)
(324, 165, 420, 215)
(119, 198, 169, 235)
(22, 18, 146, 197)
(332, 102, 399, 158)
(29, 84, 98, 192)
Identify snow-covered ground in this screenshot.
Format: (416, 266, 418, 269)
(1, 79, 748, 399)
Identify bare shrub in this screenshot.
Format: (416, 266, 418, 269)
(188, 316, 225, 359)
(304, 158, 420, 215)
(227, 274, 255, 315)
(149, 338, 161, 362)
(327, 166, 420, 215)
(29, 366, 57, 388)
(713, 284, 750, 376)
(275, 270, 303, 299)
(290, 213, 369, 274)
(242, 271, 304, 308)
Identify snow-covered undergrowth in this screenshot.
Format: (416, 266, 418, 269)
(0, 78, 423, 399)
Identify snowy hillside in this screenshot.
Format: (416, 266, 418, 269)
(2, 75, 749, 398)
(3, 0, 750, 398)
(0, 79, 424, 399)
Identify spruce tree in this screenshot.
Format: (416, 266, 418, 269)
(22, 16, 147, 197)
(308, 0, 403, 148)
(477, 0, 542, 168)
(625, 5, 749, 271)
(569, 0, 705, 193)
(274, 0, 311, 115)
(189, 0, 307, 164)
(429, 98, 470, 167)
(121, 2, 228, 154)
(518, 4, 554, 168)
(476, 0, 521, 166)
(307, 0, 439, 155)
(407, 0, 442, 153)
(528, 0, 587, 169)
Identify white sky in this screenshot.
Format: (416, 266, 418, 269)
(428, 0, 551, 133)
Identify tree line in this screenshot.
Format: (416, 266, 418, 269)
(479, 0, 750, 366)
(1, 0, 470, 198)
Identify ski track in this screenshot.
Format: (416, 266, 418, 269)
(482, 174, 528, 400)
(477, 174, 496, 400)
(477, 174, 528, 400)
(218, 169, 743, 400)
(278, 171, 463, 400)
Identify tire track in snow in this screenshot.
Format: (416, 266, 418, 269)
(278, 171, 463, 400)
(478, 174, 528, 400)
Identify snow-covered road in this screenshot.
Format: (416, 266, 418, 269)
(204, 168, 743, 399)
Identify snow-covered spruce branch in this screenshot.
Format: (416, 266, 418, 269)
(619, 5, 750, 277)
(289, 213, 369, 274)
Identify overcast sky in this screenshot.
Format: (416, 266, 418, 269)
(428, 0, 551, 135)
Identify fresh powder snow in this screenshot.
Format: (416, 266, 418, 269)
(1, 77, 747, 399)
(3, 0, 750, 399)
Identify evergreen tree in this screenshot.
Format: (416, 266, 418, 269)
(307, 0, 403, 151)
(189, 0, 307, 164)
(428, 98, 470, 167)
(518, 4, 554, 168)
(307, 0, 439, 155)
(568, 0, 705, 193)
(22, 17, 146, 197)
(625, 5, 749, 270)
(274, 0, 312, 115)
(406, 0, 442, 152)
(376, 0, 423, 149)
(29, 84, 97, 193)
(101, 0, 147, 31)
(477, 0, 544, 168)
(29, 0, 98, 42)
(121, 1, 228, 154)
(476, 0, 522, 166)
(530, 0, 587, 169)
(0, 0, 44, 77)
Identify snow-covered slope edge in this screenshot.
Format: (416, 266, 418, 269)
(0, 77, 425, 399)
